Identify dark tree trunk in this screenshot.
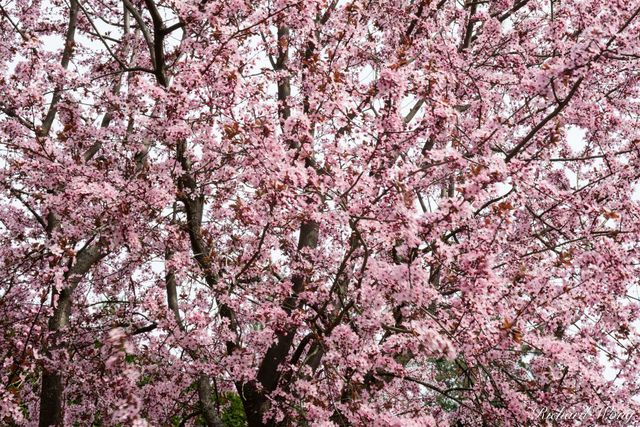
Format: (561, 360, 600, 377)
(38, 245, 101, 427)
(39, 371, 64, 427)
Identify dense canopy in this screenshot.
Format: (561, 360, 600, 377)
(2, 0, 640, 426)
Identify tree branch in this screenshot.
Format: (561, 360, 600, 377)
(505, 77, 583, 162)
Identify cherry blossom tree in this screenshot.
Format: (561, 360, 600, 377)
(2, 0, 640, 425)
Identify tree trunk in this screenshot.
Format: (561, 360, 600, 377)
(38, 245, 101, 426)
(37, 0, 79, 421)
(166, 246, 225, 427)
(38, 289, 71, 427)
